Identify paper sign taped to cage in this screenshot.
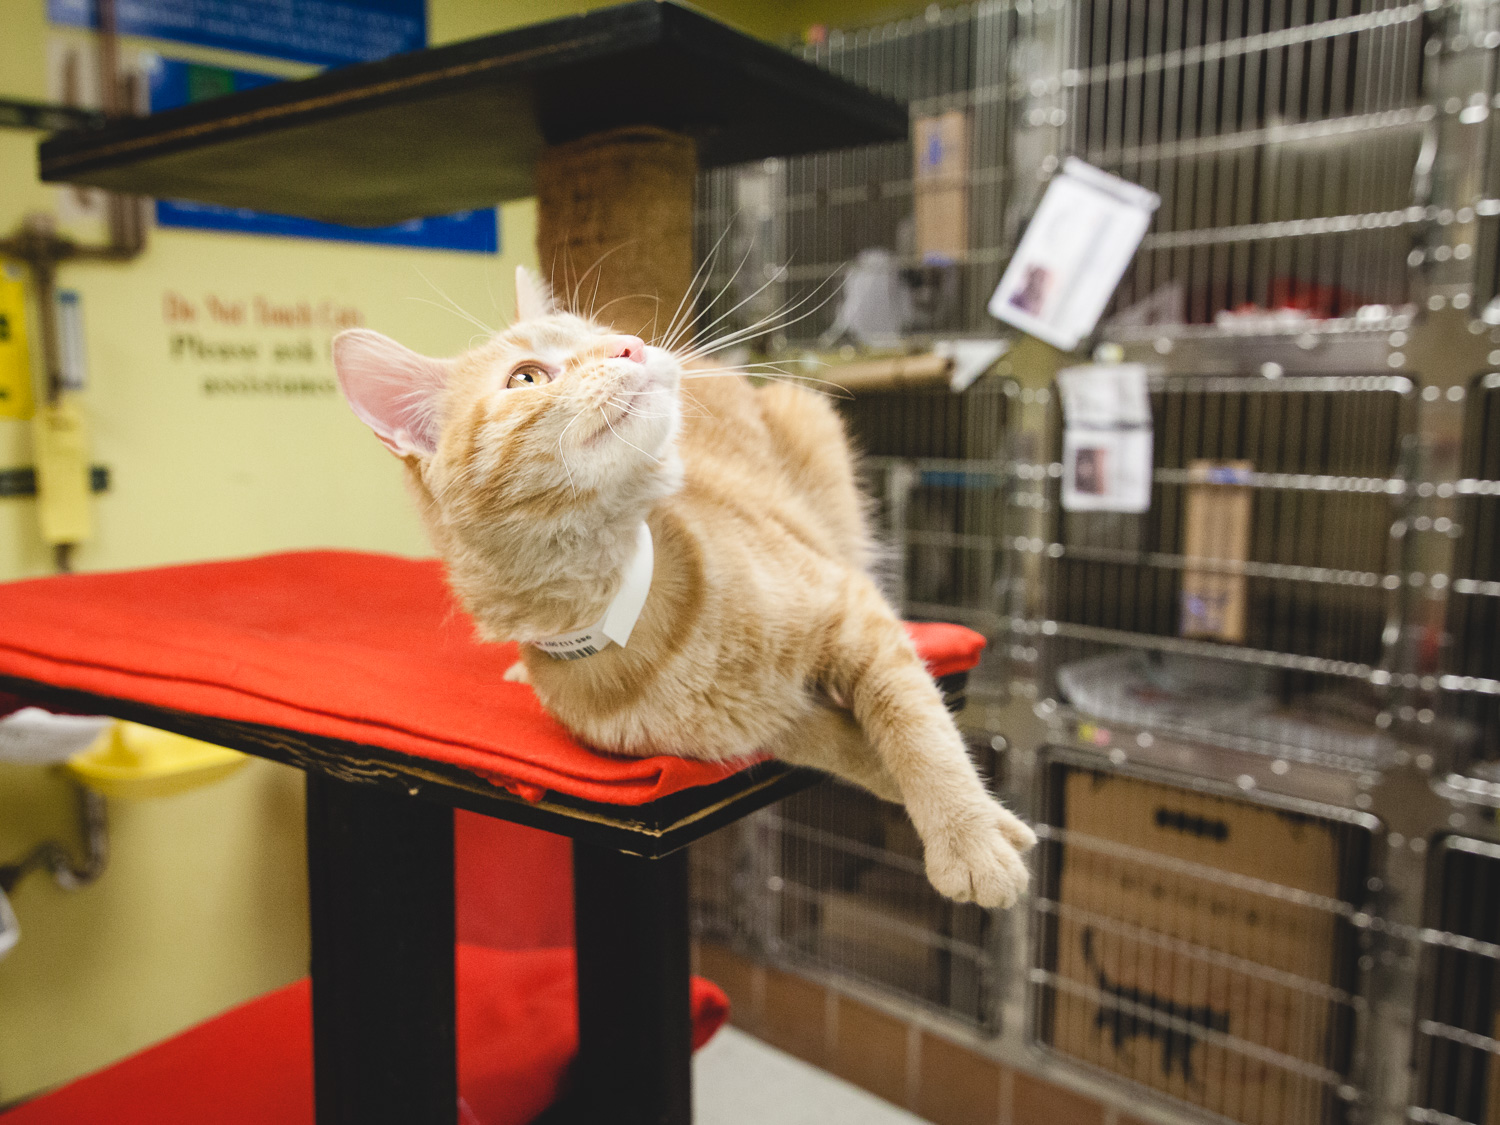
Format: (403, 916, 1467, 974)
(1061, 428, 1153, 512)
(1057, 362, 1151, 428)
(989, 159, 1160, 351)
(1058, 363, 1153, 513)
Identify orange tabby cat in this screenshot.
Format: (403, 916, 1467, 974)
(332, 267, 1033, 907)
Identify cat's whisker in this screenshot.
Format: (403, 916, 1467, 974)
(680, 268, 843, 360)
(603, 396, 678, 419)
(483, 261, 508, 329)
(598, 406, 663, 464)
(660, 222, 735, 350)
(729, 358, 832, 372)
(718, 361, 836, 381)
(676, 386, 714, 419)
(560, 242, 582, 317)
(565, 243, 632, 319)
(606, 387, 705, 419)
(677, 281, 843, 366)
(405, 295, 495, 336)
(665, 239, 759, 354)
(669, 248, 784, 357)
(675, 283, 801, 356)
(413, 269, 495, 335)
(555, 409, 588, 498)
(587, 267, 605, 321)
(592, 293, 661, 320)
(677, 315, 806, 364)
(681, 369, 852, 399)
(605, 395, 677, 415)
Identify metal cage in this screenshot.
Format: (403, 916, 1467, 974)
(686, 4, 1500, 1124)
(1038, 371, 1417, 773)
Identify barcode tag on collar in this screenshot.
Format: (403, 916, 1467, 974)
(531, 629, 608, 661)
(530, 522, 655, 661)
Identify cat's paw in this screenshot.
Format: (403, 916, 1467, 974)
(994, 804, 1038, 854)
(924, 814, 1031, 909)
(503, 661, 530, 684)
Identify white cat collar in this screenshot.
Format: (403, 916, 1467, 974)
(529, 522, 654, 661)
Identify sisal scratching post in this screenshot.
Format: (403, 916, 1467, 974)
(535, 126, 697, 341)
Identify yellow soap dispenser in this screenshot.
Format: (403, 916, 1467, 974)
(68, 722, 248, 800)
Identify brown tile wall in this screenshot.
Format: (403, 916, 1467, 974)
(1012, 1070, 1106, 1125)
(693, 939, 1110, 1125)
(828, 993, 911, 1109)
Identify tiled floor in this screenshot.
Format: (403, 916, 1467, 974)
(695, 1025, 934, 1125)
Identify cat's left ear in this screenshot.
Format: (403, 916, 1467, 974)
(333, 328, 452, 458)
(515, 265, 555, 321)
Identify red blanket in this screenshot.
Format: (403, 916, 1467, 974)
(0, 944, 728, 1125)
(0, 551, 984, 805)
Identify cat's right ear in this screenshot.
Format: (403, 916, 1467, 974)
(515, 266, 555, 321)
(332, 329, 452, 458)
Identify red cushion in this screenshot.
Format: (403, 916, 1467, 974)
(0, 944, 729, 1125)
(906, 620, 987, 679)
(0, 551, 984, 804)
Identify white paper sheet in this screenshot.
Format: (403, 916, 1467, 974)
(1057, 363, 1154, 513)
(989, 159, 1160, 351)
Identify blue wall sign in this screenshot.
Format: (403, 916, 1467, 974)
(48, 0, 425, 68)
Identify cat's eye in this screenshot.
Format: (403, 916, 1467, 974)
(506, 364, 552, 389)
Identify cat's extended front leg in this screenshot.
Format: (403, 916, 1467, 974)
(766, 702, 902, 803)
(823, 581, 1036, 908)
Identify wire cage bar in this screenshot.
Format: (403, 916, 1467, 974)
(843, 375, 1020, 642)
(763, 767, 1004, 1027)
(1413, 836, 1500, 1125)
(1445, 373, 1500, 766)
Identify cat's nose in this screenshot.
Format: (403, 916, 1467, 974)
(603, 334, 646, 364)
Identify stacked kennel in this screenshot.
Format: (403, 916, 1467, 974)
(689, 3, 1500, 1124)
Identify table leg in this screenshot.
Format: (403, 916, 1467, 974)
(305, 773, 456, 1125)
(567, 843, 693, 1124)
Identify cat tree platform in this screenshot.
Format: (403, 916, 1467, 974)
(39, 0, 905, 336)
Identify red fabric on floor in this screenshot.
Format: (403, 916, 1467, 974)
(0, 944, 729, 1125)
(0, 551, 983, 804)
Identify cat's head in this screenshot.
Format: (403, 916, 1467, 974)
(332, 267, 684, 538)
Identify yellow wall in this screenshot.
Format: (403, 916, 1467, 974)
(0, 4, 539, 1104)
(431, 0, 939, 48)
(0, 759, 308, 1102)
(0, 0, 917, 1105)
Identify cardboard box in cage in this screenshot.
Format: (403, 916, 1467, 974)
(1180, 459, 1254, 643)
(1046, 767, 1348, 1125)
(912, 110, 968, 265)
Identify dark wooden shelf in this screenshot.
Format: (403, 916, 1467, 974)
(0, 673, 820, 856)
(38, 1, 906, 227)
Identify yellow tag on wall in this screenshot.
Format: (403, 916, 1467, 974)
(33, 395, 93, 545)
(0, 264, 34, 420)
